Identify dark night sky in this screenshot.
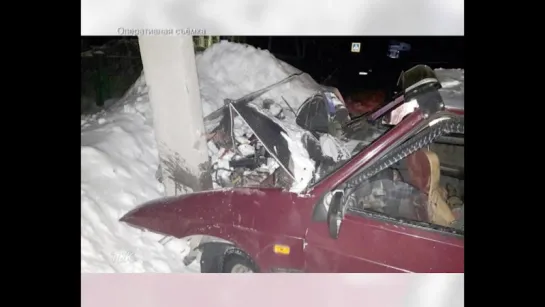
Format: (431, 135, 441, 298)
(82, 36, 463, 95)
(245, 36, 464, 95)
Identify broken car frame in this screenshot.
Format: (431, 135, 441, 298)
(121, 65, 465, 273)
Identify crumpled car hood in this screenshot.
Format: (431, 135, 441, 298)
(120, 187, 310, 238)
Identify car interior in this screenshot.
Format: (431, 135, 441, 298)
(342, 67, 464, 231)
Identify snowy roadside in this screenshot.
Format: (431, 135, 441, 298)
(81, 41, 324, 272)
(81, 41, 465, 273)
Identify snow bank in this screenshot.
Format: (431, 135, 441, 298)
(435, 68, 464, 91)
(81, 41, 322, 272)
(114, 41, 321, 120)
(81, 86, 201, 272)
(195, 41, 334, 192)
(196, 41, 320, 119)
(435, 68, 464, 108)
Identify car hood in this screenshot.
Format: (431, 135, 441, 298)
(120, 187, 311, 238)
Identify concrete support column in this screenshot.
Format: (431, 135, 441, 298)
(138, 36, 212, 196)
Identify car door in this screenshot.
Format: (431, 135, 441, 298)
(304, 207, 464, 273)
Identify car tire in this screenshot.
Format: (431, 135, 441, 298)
(221, 249, 259, 273)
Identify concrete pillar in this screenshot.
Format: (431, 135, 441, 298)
(138, 36, 212, 196)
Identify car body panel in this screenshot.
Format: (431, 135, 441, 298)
(121, 187, 314, 272)
(120, 66, 465, 273)
(122, 188, 311, 238)
(121, 109, 464, 272)
(304, 212, 463, 273)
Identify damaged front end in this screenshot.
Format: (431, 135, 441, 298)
(203, 74, 351, 192)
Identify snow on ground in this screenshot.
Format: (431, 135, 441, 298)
(81, 79, 202, 273)
(81, 40, 465, 272)
(81, 41, 322, 273)
(435, 68, 464, 108)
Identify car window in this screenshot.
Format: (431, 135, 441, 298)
(344, 140, 464, 234)
(296, 101, 312, 129)
(296, 95, 330, 134)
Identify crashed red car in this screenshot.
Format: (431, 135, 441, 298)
(121, 65, 464, 273)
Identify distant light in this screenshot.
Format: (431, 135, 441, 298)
(351, 42, 361, 53)
(359, 71, 368, 75)
(388, 49, 400, 59)
(387, 40, 411, 59)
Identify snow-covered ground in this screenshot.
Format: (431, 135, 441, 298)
(81, 41, 464, 273)
(81, 41, 323, 272)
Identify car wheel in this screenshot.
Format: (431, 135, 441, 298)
(221, 249, 258, 273)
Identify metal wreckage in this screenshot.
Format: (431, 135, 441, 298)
(201, 71, 353, 190)
(202, 66, 463, 206)
(122, 65, 465, 273)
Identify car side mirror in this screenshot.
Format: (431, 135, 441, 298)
(327, 190, 344, 239)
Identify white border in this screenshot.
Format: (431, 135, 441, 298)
(82, 274, 464, 307)
(81, 0, 464, 36)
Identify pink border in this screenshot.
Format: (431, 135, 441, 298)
(82, 274, 463, 307)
